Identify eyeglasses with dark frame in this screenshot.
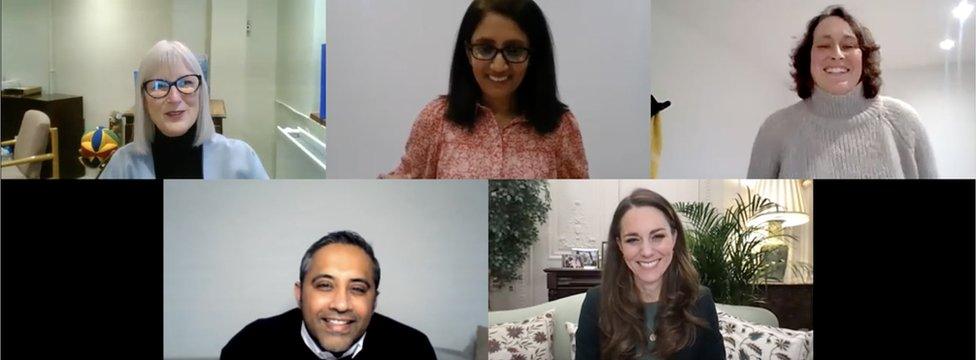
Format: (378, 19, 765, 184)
(466, 43, 531, 64)
(142, 74, 203, 99)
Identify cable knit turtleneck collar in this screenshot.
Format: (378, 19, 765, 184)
(805, 83, 877, 119)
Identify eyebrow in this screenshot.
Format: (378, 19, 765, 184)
(622, 227, 668, 238)
(471, 38, 528, 47)
(310, 274, 373, 289)
(816, 34, 856, 41)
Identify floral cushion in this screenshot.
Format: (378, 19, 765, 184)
(565, 322, 578, 360)
(488, 309, 555, 360)
(717, 310, 812, 360)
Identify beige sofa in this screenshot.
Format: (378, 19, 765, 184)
(487, 292, 779, 360)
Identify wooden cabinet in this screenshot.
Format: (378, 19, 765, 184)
(2, 94, 85, 178)
(543, 268, 601, 301)
(760, 283, 813, 330)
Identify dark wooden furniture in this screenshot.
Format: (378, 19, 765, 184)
(543, 268, 601, 301)
(2, 94, 85, 178)
(759, 283, 813, 330)
(121, 99, 226, 144)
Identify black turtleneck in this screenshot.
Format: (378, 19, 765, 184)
(151, 123, 203, 179)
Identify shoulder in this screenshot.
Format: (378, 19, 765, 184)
(223, 309, 301, 351)
(879, 95, 920, 119)
(101, 143, 150, 179)
(696, 285, 716, 305)
(878, 96, 926, 135)
(238, 308, 301, 335)
(109, 142, 146, 161)
(424, 96, 450, 114)
(759, 101, 805, 133)
(369, 312, 429, 339)
(556, 109, 582, 132)
(367, 313, 433, 350)
(411, 97, 451, 130)
(205, 134, 259, 154)
(581, 285, 601, 311)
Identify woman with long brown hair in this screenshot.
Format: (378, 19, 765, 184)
(575, 188, 724, 359)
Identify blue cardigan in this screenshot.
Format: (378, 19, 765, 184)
(100, 134, 268, 179)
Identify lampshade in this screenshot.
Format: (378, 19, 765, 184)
(747, 179, 809, 228)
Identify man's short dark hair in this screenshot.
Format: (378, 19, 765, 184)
(299, 231, 381, 289)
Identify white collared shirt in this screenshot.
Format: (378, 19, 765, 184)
(301, 321, 366, 360)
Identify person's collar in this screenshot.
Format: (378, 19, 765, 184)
(807, 83, 874, 119)
(152, 122, 198, 149)
(475, 102, 526, 126)
(301, 321, 366, 360)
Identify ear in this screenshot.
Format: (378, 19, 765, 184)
(293, 281, 302, 306)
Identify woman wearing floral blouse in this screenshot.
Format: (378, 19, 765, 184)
(383, 0, 589, 179)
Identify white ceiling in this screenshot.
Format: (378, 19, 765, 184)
(654, 0, 976, 71)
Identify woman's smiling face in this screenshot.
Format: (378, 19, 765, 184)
(810, 16, 863, 95)
(468, 12, 530, 105)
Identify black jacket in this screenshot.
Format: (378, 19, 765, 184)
(221, 308, 437, 359)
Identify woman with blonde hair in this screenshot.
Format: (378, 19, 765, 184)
(102, 40, 267, 179)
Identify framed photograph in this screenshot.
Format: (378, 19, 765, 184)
(600, 241, 608, 269)
(562, 254, 582, 269)
(572, 248, 599, 269)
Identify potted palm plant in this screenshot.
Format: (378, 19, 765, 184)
(674, 190, 795, 306)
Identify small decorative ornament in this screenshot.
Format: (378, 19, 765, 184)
(649, 333, 656, 342)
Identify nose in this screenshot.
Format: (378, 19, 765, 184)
(639, 239, 655, 257)
(329, 291, 350, 313)
(829, 44, 845, 60)
(165, 85, 183, 103)
(490, 52, 509, 72)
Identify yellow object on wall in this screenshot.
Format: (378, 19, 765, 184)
(650, 114, 662, 179)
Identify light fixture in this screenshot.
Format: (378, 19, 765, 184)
(953, 0, 974, 21)
(941, 39, 957, 50)
(747, 180, 810, 283)
(747, 180, 810, 229)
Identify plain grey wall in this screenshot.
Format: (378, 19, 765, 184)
(326, 0, 651, 178)
(163, 180, 488, 359)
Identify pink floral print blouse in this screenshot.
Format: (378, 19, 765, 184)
(385, 97, 589, 179)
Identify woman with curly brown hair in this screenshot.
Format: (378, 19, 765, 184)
(575, 189, 724, 360)
(748, 5, 937, 179)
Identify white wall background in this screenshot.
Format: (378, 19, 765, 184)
(326, 0, 651, 179)
(274, 0, 328, 177)
(164, 180, 488, 359)
(651, 0, 976, 178)
(885, 63, 976, 178)
(1, 0, 52, 90)
(489, 179, 814, 311)
(52, 0, 174, 132)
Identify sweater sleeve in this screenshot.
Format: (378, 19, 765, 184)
(911, 118, 938, 179)
(556, 111, 590, 179)
(383, 99, 444, 179)
(747, 114, 783, 179)
(575, 287, 601, 360)
(695, 287, 727, 360)
(884, 97, 939, 179)
(239, 140, 270, 179)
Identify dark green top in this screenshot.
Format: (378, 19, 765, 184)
(574, 285, 725, 360)
(642, 302, 660, 360)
